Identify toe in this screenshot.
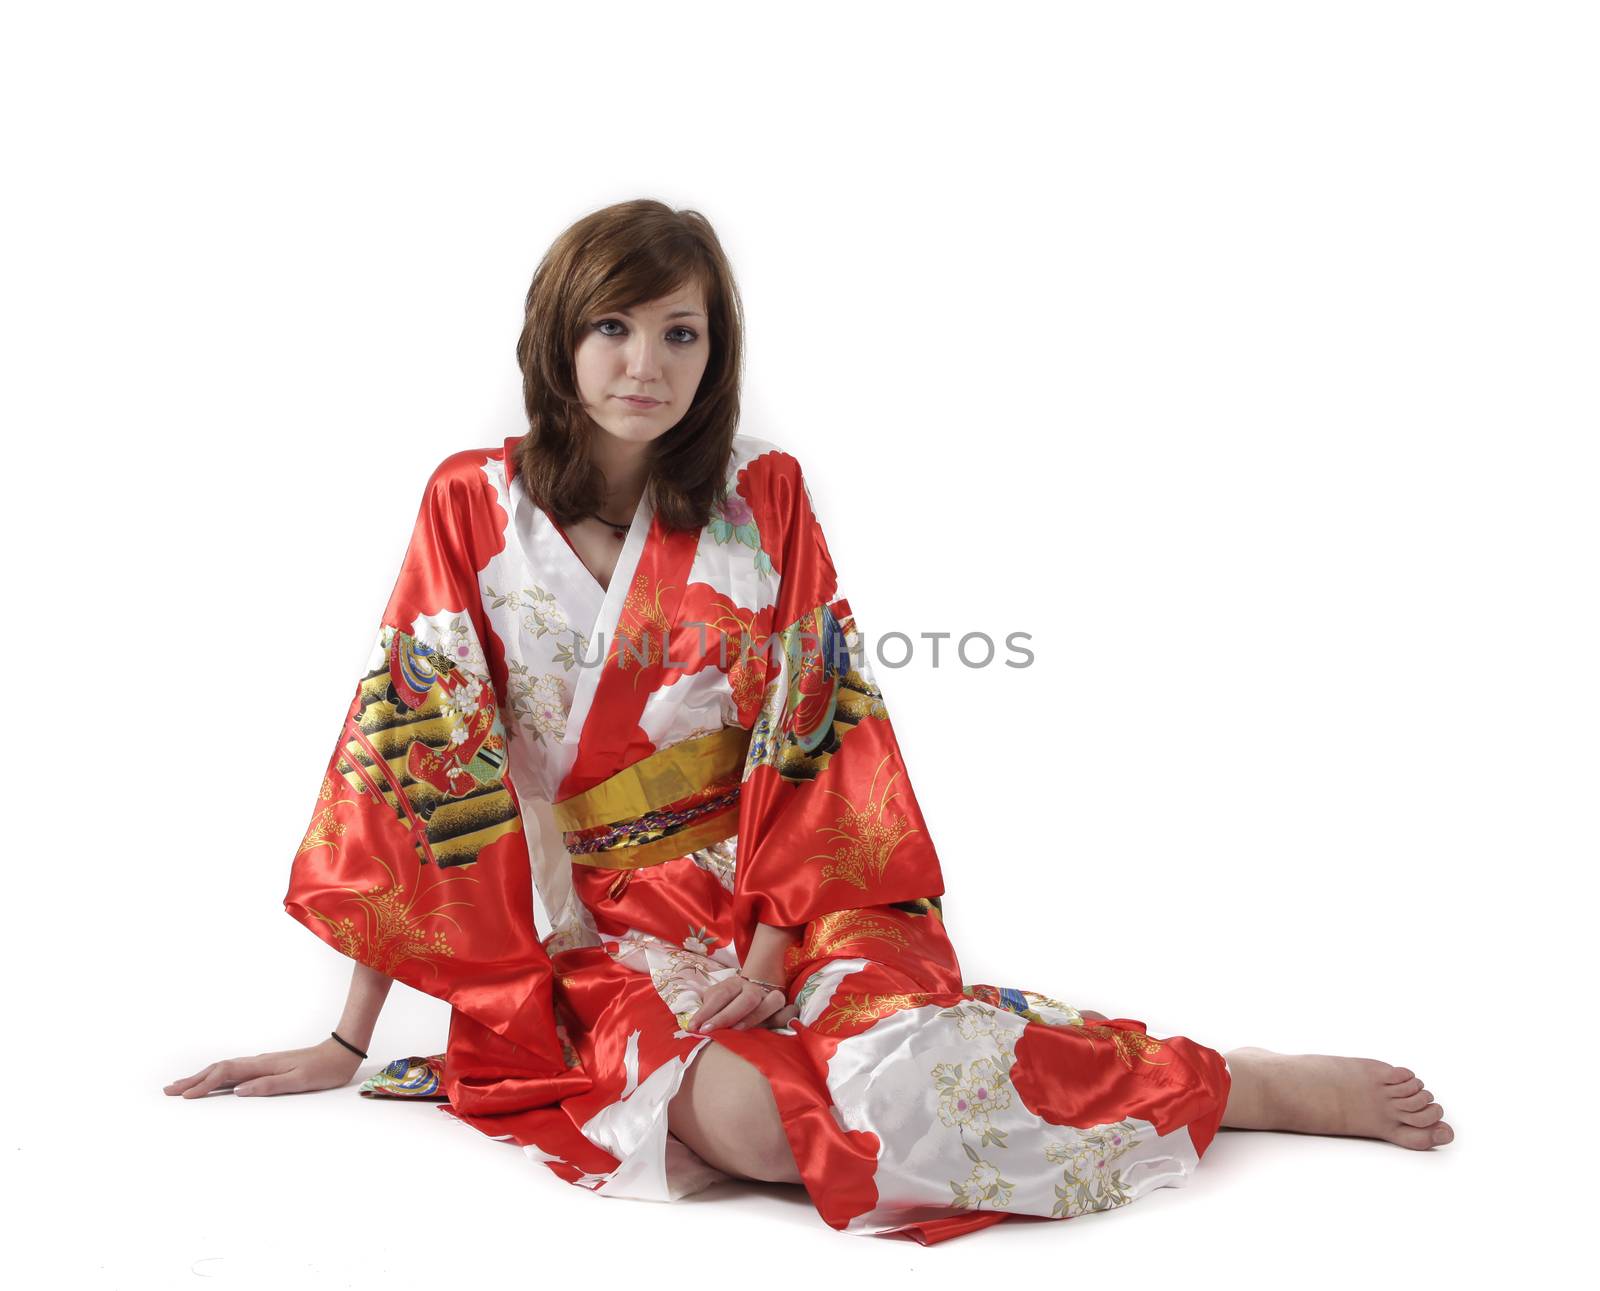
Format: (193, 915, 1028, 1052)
(1390, 1124, 1443, 1151)
(1388, 1077, 1423, 1099)
(1395, 1088, 1432, 1112)
(1399, 1103, 1444, 1128)
(1431, 1122, 1454, 1146)
(1384, 1066, 1415, 1085)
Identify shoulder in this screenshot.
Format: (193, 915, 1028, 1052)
(729, 434, 832, 589)
(728, 433, 807, 491)
(380, 447, 509, 630)
(423, 446, 504, 495)
(413, 447, 513, 527)
(409, 447, 512, 564)
(731, 431, 785, 462)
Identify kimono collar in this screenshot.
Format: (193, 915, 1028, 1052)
(499, 435, 524, 499)
(501, 435, 526, 518)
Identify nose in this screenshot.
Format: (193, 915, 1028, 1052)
(625, 333, 664, 383)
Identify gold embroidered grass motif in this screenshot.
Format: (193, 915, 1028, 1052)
(612, 570, 674, 685)
(303, 854, 477, 976)
(807, 753, 918, 890)
(1079, 1024, 1171, 1069)
(296, 803, 350, 855)
(800, 908, 911, 960)
(817, 991, 934, 1033)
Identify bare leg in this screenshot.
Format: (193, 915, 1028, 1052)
(667, 1041, 802, 1185)
(668, 1023, 1454, 1187)
(1221, 1046, 1454, 1150)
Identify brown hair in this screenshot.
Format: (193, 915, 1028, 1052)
(515, 199, 745, 532)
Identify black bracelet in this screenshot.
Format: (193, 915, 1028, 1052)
(330, 1030, 368, 1060)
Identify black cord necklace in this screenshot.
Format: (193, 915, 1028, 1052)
(583, 510, 632, 539)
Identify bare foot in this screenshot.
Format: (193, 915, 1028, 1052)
(1221, 1046, 1455, 1151)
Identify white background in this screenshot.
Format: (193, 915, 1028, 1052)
(5, 1, 1595, 1286)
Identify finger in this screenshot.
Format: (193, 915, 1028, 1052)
(180, 1056, 272, 1099)
(170, 1063, 230, 1097)
(731, 989, 787, 1030)
(686, 979, 744, 1031)
(181, 1062, 241, 1098)
(685, 997, 717, 1031)
(235, 1072, 300, 1097)
(695, 984, 767, 1032)
(763, 1004, 800, 1029)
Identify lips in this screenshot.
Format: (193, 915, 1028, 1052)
(617, 395, 661, 406)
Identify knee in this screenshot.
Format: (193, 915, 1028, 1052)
(669, 1046, 800, 1185)
(706, 1069, 799, 1184)
(737, 1101, 800, 1184)
(710, 1127, 796, 1185)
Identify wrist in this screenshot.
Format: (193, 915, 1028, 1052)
(327, 1030, 369, 1061)
(744, 921, 802, 989)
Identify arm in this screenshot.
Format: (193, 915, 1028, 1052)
(174, 451, 573, 1102)
(282, 451, 578, 1096)
(729, 451, 945, 944)
(742, 920, 803, 986)
(164, 961, 393, 1099)
(331, 961, 394, 1055)
(689, 451, 947, 1032)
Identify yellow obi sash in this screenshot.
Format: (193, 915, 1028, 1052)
(553, 726, 751, 871)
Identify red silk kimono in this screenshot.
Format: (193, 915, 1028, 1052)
(284, 435, 1231, 1242)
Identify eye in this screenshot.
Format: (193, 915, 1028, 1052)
(592, 319, 700, 344)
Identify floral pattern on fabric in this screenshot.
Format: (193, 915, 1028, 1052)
(286, 438, 1233, 1245)
(408, 611, 493, 684)
(488, 583, 592, 670)
(504, 662, 570, 744)
(962, 982, 1085, 1028)
(602, 926, 741, 1028)
(934, 1056, 1014, 1148)
(951, 1157, 1015, 1210)
(709, 481, 773, 577)
(1046, 1119, 1146, 1217)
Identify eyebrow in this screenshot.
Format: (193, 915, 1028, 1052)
(611, 308, 706, 320)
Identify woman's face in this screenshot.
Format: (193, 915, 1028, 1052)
(573, 280, 711, 446)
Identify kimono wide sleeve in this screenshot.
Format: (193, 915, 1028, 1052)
(730, 450, 947, 965)
(283, 451, 580, 1093)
